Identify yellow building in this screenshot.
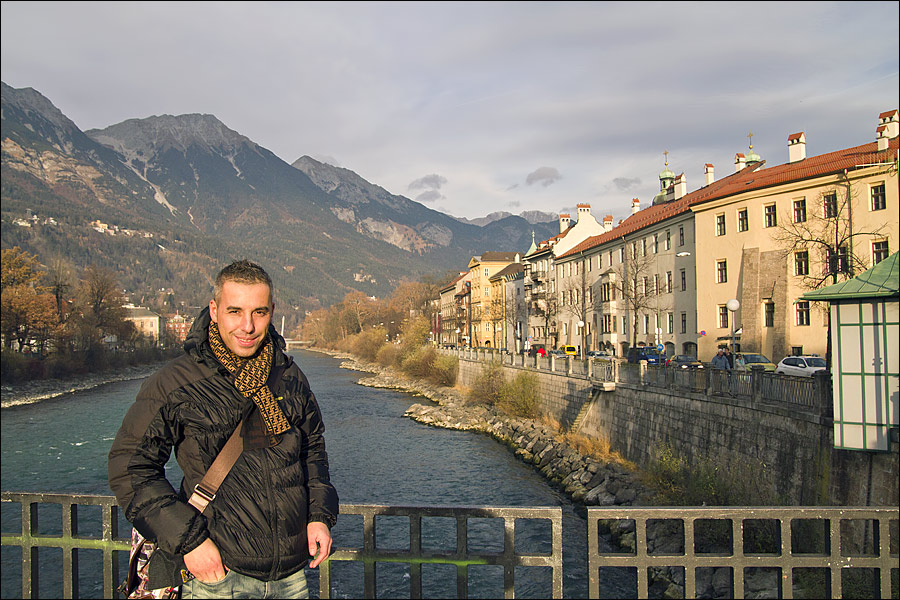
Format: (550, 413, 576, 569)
(123, 305, 163, 345)
(692, 111, 898, 363)
(467, 252, 520, 347)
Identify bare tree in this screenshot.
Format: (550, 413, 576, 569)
(558, 261, 596, 357)
(503, 287, 526, 353)
(613, 245, 667, 349)
(772, 175, 889, 289)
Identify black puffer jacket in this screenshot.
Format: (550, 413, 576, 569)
(108, 308, 339, 580)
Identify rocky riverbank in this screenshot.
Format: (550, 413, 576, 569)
(1, 361, 169, 408)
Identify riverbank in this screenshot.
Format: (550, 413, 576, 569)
(0, 361, 169, 408)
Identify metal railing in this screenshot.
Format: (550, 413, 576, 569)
(1, 493, 562, 599)
(587, 506, 899, 599)
(443, 348, 829, 415)
(320, 503, 563, 599)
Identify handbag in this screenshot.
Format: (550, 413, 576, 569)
(118, 421, 245, 599)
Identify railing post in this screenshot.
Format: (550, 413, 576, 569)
(751, 365, 763, 402)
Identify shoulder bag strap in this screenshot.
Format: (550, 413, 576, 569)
(186, 420, 244, 514)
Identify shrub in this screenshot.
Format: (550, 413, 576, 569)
(352, 327, 388, 363)
(499, 371, 541, 418)
(400, 345, 436, 379)
(468, 361, 505, 406)
(428, 354, 458, 387)
(376, 343, 401, 368)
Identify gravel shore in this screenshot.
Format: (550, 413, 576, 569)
(1, 362, 169, 408)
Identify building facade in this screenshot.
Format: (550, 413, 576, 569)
(692, 112, 898, 362)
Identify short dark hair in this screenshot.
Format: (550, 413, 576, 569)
(214, 260, 273, 302)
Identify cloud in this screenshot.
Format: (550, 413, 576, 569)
(414, 190, 443, 203)
(612, 177, 641, 192)
(408, 174, 448, 192)
(506, 200, 521, 208)
(525, 167, 562, 187)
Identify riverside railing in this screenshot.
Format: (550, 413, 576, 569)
(2, 492, 896, 599)
(443, 348, 829, 415)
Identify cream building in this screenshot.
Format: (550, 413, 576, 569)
(467, 251, 520, 347)
(123, 305, 163, 345)
(556, 160, 699, 358)
(691, 111, 898, 362)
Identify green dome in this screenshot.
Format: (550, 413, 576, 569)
(659, 166, 675, 180)
(745, 147, 761, 163)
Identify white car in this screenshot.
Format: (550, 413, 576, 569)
(775, 355, 827, 377)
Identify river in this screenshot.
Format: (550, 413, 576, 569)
(2, 350, 628, 598)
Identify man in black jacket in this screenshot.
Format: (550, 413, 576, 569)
(109, 260, 339, 598)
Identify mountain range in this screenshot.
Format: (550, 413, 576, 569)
(0, 81, 560, 324)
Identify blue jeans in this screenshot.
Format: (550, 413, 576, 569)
(182, 568, 309, 599)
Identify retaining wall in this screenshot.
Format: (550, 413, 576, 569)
(456, 357, 899, 506)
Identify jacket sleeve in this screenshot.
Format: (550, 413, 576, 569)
(296, 376, 339, 528)
(107, 374, 209, 556)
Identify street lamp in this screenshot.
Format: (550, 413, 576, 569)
(726, 298, 740, 352)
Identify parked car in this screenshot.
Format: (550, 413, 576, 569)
(562, 345, 579, 356)
(587, 350, 613, 361)
(776, 355, 827, 377)
(742, 353, 778, 372)
(667, 355, 704, 369)
(549, 348, 567, 357)
(626, 347, 665, 365)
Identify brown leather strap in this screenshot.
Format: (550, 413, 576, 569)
(187, 421, 244, 514)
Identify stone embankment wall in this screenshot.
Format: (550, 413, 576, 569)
(457, 357, 899, 507)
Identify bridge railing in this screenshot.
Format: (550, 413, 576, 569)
(1, 492, 562, 599)
(3, 492, 896, 599)
(586, 506, 899, 599)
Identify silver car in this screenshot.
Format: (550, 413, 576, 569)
(775, 355, 827, 377)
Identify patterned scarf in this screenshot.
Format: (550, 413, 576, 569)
(208, 320, 290, 444)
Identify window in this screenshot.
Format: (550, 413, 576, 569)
(796, 301, 810, 326)
(679, 226, 684, 246)
(680, 269, 686, 291)
(484, 268, 489, 276)
(644, 314, 650, 335)
(719, 306, 729, 329)
(823, 193, 837, 218)
(653, 274, 659, 294)
(793, 198, 806, 223)
(667, 313, 674, 334)
(738, 209, 749, 232)
(871, 183, 886, 211)
(631, 243, 638, 259)
(873, 240, 890, 264)
(642, 276, 648, 295)
(653, 234, 659, 253)
(716, 214, 726, 236)
(764, 204, 777, 227)
(765, 303, 775, 327)
(597, 254, 603, 269)
(827, 246, 850, 275)
(681, 312, 687, 334)
(623, 315, 627, 334)
(665, 230, 671, 250)
(666, 271, 673, 293)
(717, 260, 727, 283)
(792, 347, 804, 356)
(642, 239, 648, 256)
(795, 251, 809, 276)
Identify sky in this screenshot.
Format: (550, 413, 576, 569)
(1, 1, 898, 223)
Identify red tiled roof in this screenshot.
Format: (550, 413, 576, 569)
(788, 132, 804, 141)
(557, 135, 898, 260)
(879, 109, 898, 120)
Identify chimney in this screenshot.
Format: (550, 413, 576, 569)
(674, 173, 687, 199)
(734, 153, 746, 172)
(878, 109, 899, 138)
(559, 213, 571, 233)
(603, 215, 614, 232)
(577, 203, 591, 219)
(788, 132, 806, 163)
(877, 126, 890, 151)
(704, 164, 715, 186)
(631, 198, 640, 214)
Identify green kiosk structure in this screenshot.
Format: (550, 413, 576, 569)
(803, 252, 899, 451)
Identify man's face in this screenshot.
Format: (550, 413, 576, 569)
(209, 281, 274, 357)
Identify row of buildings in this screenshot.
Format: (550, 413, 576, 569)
(435, 110, 898, 363)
